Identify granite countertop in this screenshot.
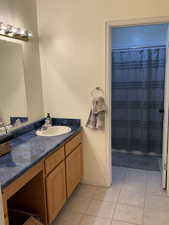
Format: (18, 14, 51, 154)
(0, 122, 81, 190)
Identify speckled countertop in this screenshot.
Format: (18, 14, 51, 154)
(0, 119, 81, 189)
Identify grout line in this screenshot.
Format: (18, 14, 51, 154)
(111, 218, 140, 225)
(113, 202, 145, 209)
(78, 213, 85, 225)
(141, 170, 148, 225)
(110, 168, 128, 223)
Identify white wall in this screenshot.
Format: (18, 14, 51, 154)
(0, 0, 44, 122)
(37, 0, 169, 186)
(112, 24, 168, 49)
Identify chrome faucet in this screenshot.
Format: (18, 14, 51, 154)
(40, 113, 52, 131)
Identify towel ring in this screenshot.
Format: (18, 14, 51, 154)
(91, 87, 104, 98)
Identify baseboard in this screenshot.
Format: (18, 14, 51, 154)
(81, 178, 111, 188)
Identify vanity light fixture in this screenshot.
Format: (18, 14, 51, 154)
(0, 22, 32, 41)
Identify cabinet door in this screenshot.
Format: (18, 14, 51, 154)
(46, 161, 66, 224)
(66, 144, 82, 198)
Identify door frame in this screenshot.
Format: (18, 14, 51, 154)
(105, 16, 169, 189)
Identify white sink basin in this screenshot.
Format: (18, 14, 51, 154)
(36, 126, 71, 137)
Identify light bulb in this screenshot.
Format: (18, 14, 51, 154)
(0, 23, 7, 31)
(0, 23, 7, 35)
(28, 31, 32, 38)
(7, 31, 14, 37)
(20, 29, 26, 36)
(0, 29, 5, 35)
(11, 27, 17, 34)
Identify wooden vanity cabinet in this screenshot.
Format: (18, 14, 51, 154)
(45, 132, 82, 223)
(2, 131, 82, 225)
(46, 161, 66, 224)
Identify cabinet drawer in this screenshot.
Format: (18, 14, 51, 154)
(45, 146, 64, 175)
(65, 132, 82, 156)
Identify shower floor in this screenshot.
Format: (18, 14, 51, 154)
(112, 151, 161, 171)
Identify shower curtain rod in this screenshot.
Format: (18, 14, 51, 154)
(112, 44, 166, 51)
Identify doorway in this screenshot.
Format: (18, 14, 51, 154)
(111, 24, 167, 170)
(106, 20, 169, 191)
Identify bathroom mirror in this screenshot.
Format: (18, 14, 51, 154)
(0, 40, 28, 136)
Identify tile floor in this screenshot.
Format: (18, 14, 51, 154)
(53, 167, 169, 225)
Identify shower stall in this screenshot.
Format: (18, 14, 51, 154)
(111, 46, 166, 160)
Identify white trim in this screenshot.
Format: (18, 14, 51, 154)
(162, 25, 169, 189)
(105, 16, 169, 188)
(105, 22, 112, 186)
(107, 16, 169, 27)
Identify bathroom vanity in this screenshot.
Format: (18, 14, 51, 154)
(0, 120, 82, 225)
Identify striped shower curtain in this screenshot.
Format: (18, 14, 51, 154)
(111, 47, 166, 155)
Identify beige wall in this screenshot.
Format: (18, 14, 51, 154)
(0, 0, 44, 122)
(37, 0, 169, 186)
